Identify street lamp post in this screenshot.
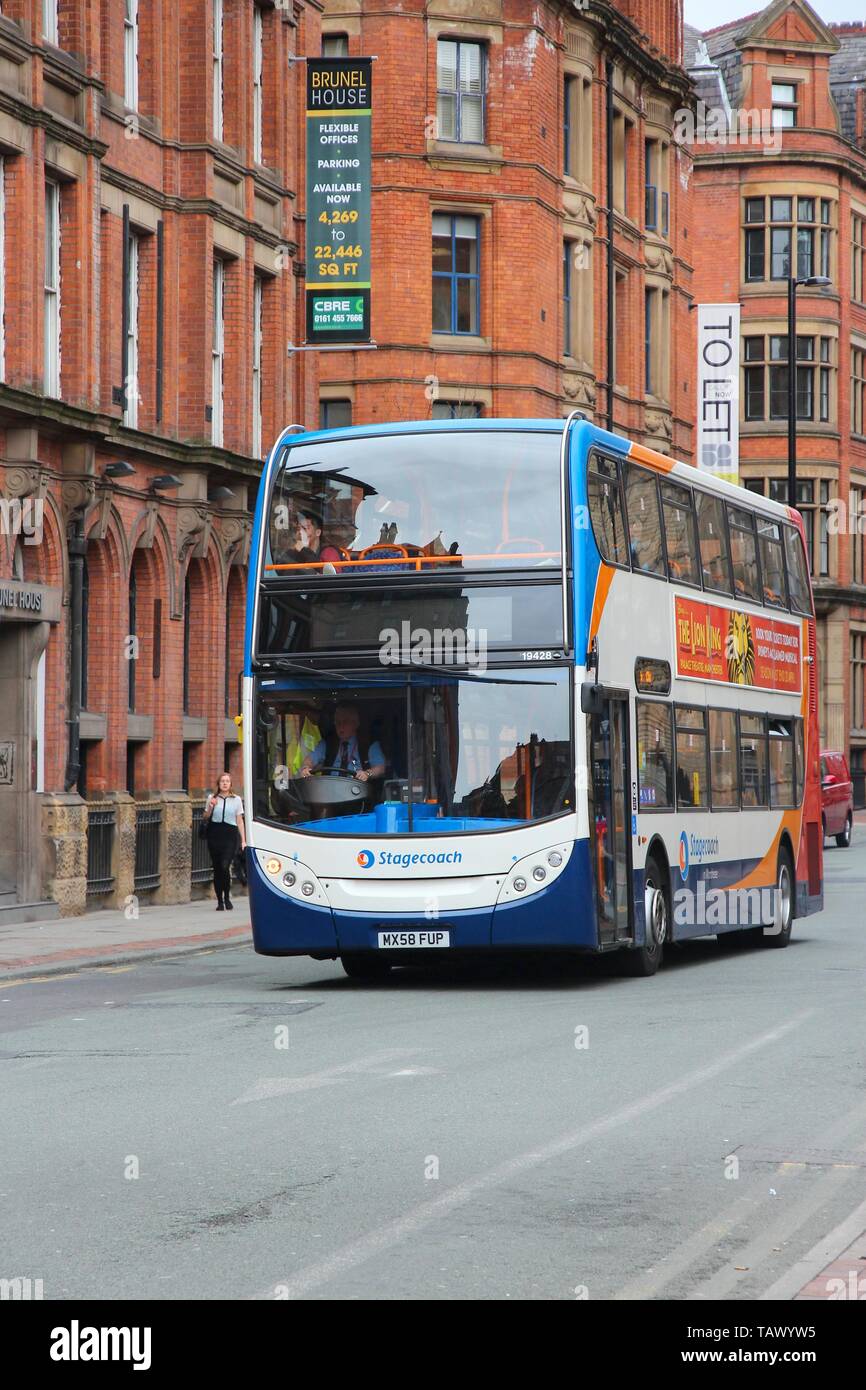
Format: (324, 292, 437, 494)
(788, 274, 832, 509)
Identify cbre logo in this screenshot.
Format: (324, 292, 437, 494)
(356, 849, 375, 869)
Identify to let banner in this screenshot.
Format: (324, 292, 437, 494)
(697, 304, 740, 487)
(305, 58, 372, 344)
(674, 595, 802, 695)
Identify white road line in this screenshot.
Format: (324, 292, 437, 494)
(262, 1010, 813, 1300)
(759, 1192, 866, 1301)
(613, 1092, 866, 1300)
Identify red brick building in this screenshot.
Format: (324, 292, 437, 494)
(0, 0, 321, 918)
(317, 0, 696, 461)
(687, 0, 866, 802)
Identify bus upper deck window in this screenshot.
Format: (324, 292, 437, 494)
(757, 517, 788, 609)
(783, 524, 813, 615)
(661, 481, 700, 586)
(695, 491, 732, 594)
(624, 464, 665, 577)
(727, 506, 761, 603)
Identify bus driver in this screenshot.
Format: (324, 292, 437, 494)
(299, 703, 386, 783)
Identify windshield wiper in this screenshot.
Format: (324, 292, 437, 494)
(379, 661, 557, 686)
(256, 656, 352, 682)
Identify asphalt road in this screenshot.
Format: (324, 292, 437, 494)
(2, 835, 866, 1301)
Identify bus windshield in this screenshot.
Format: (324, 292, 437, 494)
(263, 429, 562, 577)
(253, 670, 574, 834)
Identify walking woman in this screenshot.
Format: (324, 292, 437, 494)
(203, 773, 246, 910)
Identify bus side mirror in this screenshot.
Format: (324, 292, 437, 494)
(581, 683, 605, 716)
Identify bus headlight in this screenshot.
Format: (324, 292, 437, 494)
(301, 881, 315, 897)
(265, 858, 281, 875)
(496, 843, 573, 905)
(283, 871, 296, 887)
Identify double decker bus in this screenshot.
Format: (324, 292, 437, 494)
(243, 417, 822, 979)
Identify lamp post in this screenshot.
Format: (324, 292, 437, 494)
(788, 274, 832, 509)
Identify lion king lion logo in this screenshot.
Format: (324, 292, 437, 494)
(725, 611, 755, 685)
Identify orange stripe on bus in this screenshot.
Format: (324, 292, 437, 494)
(628, 442, 677, 473)
(589, 565, 615, 643)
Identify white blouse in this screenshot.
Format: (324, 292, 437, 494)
(208, 794, 245, 827)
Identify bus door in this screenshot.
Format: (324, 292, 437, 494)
(586, 689, 633, 945)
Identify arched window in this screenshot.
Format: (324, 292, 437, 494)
(81, 554, 90, 710)
(183, 571, 192, 715)
(128, 565, 137, 712)
(224, 582, 232, 716)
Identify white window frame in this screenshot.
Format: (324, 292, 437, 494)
(252, 275, 263, 457)
(124, 232, 140, 428)
(253, 6, 263, 164)
(44, 181, 61, 397)
(212, 258, 225, 447)
(43, 0, 58, 44)
(213, 0, 224, 141)
(124, 0, 139, 111)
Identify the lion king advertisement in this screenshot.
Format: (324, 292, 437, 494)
(673, 596, 802, 694)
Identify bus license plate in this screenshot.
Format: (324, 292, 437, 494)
(377, 930, 450, 949)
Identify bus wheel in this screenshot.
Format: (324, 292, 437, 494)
(836, 813, 852, 849)
(341, 953, 393, 981)
(764, 848, 794, 949)
(621, 860, 666, 977)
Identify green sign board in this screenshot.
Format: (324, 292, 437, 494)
(305, 58, 372, 345)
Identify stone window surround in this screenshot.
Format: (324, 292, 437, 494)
(741, 315, 838, 430)
(740, 180, 837, 288)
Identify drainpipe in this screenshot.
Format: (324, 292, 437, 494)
(64, 518, 86, 792)
(606, 58, 615, 434)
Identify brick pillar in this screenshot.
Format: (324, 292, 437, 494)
(152, 790, 192, 905)
(41, 794, 88, 917)
(106, 790, 136, 910)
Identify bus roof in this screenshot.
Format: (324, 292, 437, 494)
(269, 419, 799, 527)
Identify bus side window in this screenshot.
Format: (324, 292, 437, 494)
(793, 719, 804, 805)
(709, 709, 739, 809)
(783, 524, 813, 615)
(636, 699, 673, 809)
(661, 481, 700, 586)
(587, 455, 629, 566)
(675, 705, 708, 808)
(739, 713, 768, 807)
(624, 464, 665, 576)
(757, 517, 788, 609)
(769, 719, 795, 808)
(695, 491, 732, 594)
(727, 505, 762, 603)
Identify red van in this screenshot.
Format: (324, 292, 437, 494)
(820, 750, 854, 848)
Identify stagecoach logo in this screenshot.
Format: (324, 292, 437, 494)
(357, 849, 375, 868)
(726, 611, 756, 686)
(679, 831, 690, 882)
(679, 831, 721, 882)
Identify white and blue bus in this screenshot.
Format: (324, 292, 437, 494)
(243, 418, 823, 979)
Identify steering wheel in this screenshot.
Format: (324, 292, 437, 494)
(311, 765, 360, 778)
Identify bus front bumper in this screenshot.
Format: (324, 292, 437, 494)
(248, 840, 598, 956)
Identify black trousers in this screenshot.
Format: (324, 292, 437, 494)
(207, 822, 239, 901)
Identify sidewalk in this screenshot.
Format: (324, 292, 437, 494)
(0, 895, 250, 980)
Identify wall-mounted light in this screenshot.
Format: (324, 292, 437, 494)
(103, 460, 136, 479)
(149, 474, 183, 493)
(208, 486, 234, 503)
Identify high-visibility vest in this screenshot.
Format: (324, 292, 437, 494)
(286, 716, 321, 776)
